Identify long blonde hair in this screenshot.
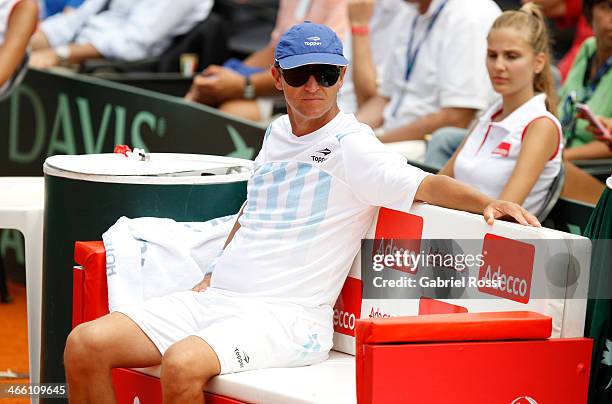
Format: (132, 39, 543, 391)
(489, 3, 558, 115)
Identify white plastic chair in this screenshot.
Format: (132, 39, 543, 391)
(0, 177, 44, 394)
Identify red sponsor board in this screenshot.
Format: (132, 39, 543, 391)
(333, 277, 362, 336)
(478, 234, 535, 304)
(372, 208, 423, 275)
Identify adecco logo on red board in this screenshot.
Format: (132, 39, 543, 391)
(372, 208, 424, 274)
(333, 277, 362, 336)
(478, 234, 535, 304)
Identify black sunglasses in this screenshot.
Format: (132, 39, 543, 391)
(277, 64, 342, 88)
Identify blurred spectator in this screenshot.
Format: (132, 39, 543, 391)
(40, 0, 83, 18)
(522, 0, 594, 81)
(338, 0, 407, 113)
(28, 0, 213, 69)
(185, 0, 348, 122)
(584, 114, 612, 143)
(439, 4, 563, 216)
(0, 0, 38, 99)
(355, 0, 501, 160)
(558, 0, 612, 160)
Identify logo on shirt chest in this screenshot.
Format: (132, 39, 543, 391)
(492, 141, 511, 157)
(311, 148, 332, 163)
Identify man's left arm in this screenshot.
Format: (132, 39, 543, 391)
(342, 133, 539, 227)
(415, 174, 540, 226)
(29, 43, 101, 68)
(192, 204, 245, 292)
(377, 107, 476, 143)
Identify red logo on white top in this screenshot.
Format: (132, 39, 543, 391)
(492, 141, 511, 157)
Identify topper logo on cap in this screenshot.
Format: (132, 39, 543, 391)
(274, 21, 349, 70)
(304, 36, 322, 46)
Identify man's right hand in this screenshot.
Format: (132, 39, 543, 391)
(192, 273, 212, 292)
(185, 65, 246, 106)
(29, 49, 59, 69)
(348, 0, 375, 28)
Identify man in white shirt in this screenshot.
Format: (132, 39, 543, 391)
(28, 0, 213, 68)
(63, 21, 538, 403)
(356, 0, 500, 148)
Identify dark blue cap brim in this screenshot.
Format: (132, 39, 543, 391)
(277, 53, 349, 69)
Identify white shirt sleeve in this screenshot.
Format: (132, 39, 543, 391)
(40, 0, 107, 47)
(340, 129, 430, 212)
(378, 48, 398, 98)
(437, 8, 498, 110)
(76, 0, 213, 60)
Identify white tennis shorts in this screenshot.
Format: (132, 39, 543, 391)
(116, 287, 333, 374)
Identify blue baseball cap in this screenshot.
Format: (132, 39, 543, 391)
(274, 22, 349, 69)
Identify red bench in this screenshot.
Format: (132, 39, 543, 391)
(73, 241, 593, 403)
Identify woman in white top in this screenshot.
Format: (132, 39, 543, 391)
(0, 0, 37, 100)
(440, 3, 562, 216)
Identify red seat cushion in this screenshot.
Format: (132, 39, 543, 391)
(356, 311, 552, 346)
(73, 241, 109, 325)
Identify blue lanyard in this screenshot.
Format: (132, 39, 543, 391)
(404, 0, 449, 82)
(583, 55, 612, 99)
(391, 0, 449, 118)
(561, 54, 611, 145)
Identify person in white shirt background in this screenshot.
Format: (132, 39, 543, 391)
(0, 0, 37, 98)
(338, 0, 407, 113)
(27, 0, 213, 68)
(356, 0, 501, 160)
(439, 3, 563, 216)
(63, 21, 538, 403)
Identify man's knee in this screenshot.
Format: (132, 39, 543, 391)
(161, 339, 220, 389)
(64, 323, 102, 370)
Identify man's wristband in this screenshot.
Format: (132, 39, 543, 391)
(243, 75, 256, 100)
(54, 45, 71, 64)
(351, 26, 370, 36)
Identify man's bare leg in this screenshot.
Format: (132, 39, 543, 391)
(64, 312, 162, 404)
(161, 336, 221, 404)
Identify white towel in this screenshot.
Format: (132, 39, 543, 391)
(102, 215, 235, 311)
